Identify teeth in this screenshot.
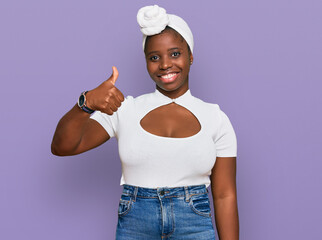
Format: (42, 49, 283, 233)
(161, 73, 177, 79)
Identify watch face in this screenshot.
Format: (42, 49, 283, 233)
(78, 94, 85, 107)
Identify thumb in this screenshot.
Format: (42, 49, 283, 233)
(109, 66, 119, 85)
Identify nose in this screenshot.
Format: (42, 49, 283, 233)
(160, 56, 172, 70)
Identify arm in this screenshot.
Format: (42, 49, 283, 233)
(210, 156, 239, 240)
(51, 66, 124, 156)
(51, 104, 111, 156)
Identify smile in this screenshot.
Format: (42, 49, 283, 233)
(159, 73, 179, 83)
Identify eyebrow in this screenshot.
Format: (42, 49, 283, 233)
(146, 47, 182, 56)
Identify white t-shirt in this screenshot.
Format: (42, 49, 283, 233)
(90, 88, 237, 188)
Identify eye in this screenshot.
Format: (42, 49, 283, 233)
(171, 51, 181, 57)
(149, 55, 159, 61)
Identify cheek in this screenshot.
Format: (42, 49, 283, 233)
(145, 61, 151, 72)
(146, 64, 156, 79)
(179, 60, 190, 72)
(146, 62, 157, 73)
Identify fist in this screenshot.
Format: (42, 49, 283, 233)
(86, 66, 125, 115)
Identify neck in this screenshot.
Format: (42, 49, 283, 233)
(156, 77, 190, 99)
(156, 85, 189, 99)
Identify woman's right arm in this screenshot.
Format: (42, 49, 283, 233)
(51, 66, 124, 156)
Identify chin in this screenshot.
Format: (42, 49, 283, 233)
(158, 84, 186, 95)
(153, 76, 188, 93)
(157, 82, 178, 90)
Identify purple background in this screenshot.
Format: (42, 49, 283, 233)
(1, 0, 321, 239)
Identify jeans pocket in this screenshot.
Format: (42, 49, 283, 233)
(189, 193, 212, 218)
(118, 193, 133, 217)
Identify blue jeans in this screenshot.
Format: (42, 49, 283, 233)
(115, 184, 216, 239)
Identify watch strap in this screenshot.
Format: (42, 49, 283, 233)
(78, 91, 95, 114)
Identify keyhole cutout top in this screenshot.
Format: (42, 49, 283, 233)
(139, 102, 201, 138)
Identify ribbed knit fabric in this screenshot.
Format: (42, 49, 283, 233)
(90, 88, 237, 188)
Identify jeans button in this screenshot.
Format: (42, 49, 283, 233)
(160, 190, 165, 195)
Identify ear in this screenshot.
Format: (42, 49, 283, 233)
(190, 53, 194, 65)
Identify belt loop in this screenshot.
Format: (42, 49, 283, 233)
(184, 186, 190, 202)
(133, 186, 138, 202)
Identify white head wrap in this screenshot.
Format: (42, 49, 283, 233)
(137, 5, 194, 54)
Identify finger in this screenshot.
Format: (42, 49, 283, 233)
(101, 103, 114, 115)
(107, 95, 121, 108)
(113, 87, 125, 102)
(110, 66, 119, 85)
(113, 98, 122, 108)
(108, 95, 121, 109)
(102, 94, 118, 111)
(108, 102, 118, 112)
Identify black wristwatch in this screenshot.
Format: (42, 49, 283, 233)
(78, 91, 95, 114)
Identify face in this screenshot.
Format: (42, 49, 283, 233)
(144, 28, 193, 98)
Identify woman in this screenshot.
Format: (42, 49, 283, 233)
(51, 5, 239, 240)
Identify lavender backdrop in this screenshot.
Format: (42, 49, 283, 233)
(1, 0, 321, 239)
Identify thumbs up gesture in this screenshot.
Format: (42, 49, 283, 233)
(86, 66, 125, 115)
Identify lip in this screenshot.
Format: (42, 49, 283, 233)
(158, 72, 179, 83)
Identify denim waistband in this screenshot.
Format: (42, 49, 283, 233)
(121, 184, 209, 202)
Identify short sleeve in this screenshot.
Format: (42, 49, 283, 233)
(89, 110, 118, 138)
(214, 109, 237, 157)
(89, 95, 133, 139)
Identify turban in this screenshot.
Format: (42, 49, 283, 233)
(137, 5, 194, 54)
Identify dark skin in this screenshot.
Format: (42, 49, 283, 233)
(51, 66, 122, 156)
(144, 28, 239, 239)
(211, 157, 239, 240)
(141, 27, 200, 138)
(144, 26, 192, 99)
(51, 27, 239, 239)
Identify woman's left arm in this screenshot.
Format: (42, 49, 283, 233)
(210, 156, 239, 240)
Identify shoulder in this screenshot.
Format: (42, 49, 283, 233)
(191, 94, 221, 114)
(190, 95, 233, 127)
(117, 91, 154, 111)
(132, 91, 154, 103)
(122, 91, 156, 108)
(120, 91, 154, 104)
(123, 92, 154, 101)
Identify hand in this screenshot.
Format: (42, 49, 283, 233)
(86, 66, 125, 115)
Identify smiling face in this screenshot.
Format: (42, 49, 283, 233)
(144, 27, 193, 98)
